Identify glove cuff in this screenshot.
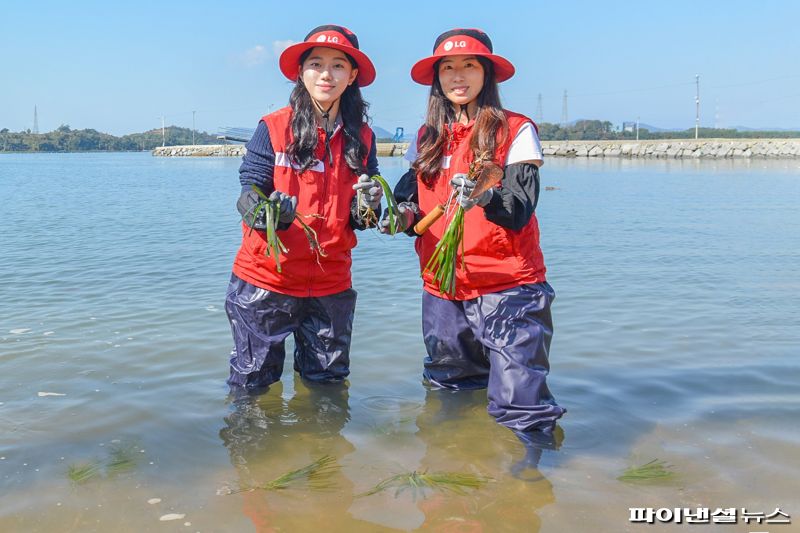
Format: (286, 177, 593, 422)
(477, 188, 495, 207)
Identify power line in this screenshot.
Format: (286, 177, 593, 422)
(708, 73, 800, 90)
(571, 81, 695, 98)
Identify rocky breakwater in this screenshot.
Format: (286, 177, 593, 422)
(541, 139, 800, 159)
(152, 145, 246, 157)
(153, 142, 410, 158)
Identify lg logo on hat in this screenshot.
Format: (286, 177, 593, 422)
(316, 34, 339, 43)
(443, 40, 466, 51)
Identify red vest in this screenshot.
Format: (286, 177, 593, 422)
(415, 111, 547, 300)
(232, 106, 373, 297)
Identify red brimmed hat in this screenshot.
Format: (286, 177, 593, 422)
(410, 28, 515, 85)
(278, 24, 376, 87)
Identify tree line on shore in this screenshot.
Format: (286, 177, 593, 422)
(2, 121, 799, 152)
(376, 120, 800, 142)
(0, 125, 218, 152)
(535, 120, 800, 141)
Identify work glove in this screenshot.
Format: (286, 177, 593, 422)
(450, 173, 494, 211)
(352, 174, 383, 211)
(268, 190, 298, 225)
(378, 202, 416, 234)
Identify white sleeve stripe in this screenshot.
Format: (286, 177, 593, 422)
(275, 152, 325, 173)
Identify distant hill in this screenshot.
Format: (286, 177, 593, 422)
(637, 123, 683, 133)
(0, 125, 218, 152)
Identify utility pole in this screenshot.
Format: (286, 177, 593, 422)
(161, 116, 166, 147)
(695, 74, 700, 140)
(192, 110, 196, 145)
(535, 93, 543, 124)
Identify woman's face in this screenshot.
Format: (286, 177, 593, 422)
(437, 55, 485, 106)
(299, 47, 358, 104)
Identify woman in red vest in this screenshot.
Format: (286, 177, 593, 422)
(226, 25, 383, 392)
(383, 28, 566, 440)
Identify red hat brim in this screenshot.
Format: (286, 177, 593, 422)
(410, 51, 515, 85)
(279, 41, 376, 87)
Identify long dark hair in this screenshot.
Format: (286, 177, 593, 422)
(413, 56, 509, 188)
(286, 49, 370, 174)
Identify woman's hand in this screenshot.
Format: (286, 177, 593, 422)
(450, 174, 493, 210)
(352, 174, 383, 210)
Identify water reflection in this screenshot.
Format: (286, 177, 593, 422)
(411, 389, 558, 531)
(348, 389, 560, 530)
(219, 379, 390, 532)
(218, 380, 563, 531)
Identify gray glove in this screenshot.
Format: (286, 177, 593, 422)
(352, 174, 383, 210)
(378, 202, 416, 234)
(451, 173, 494, 211)
(268, 190, 297, 224)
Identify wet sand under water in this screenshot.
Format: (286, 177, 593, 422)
(1, 153, 799, 531)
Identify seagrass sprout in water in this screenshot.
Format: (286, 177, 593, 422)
(66, 442, 140, 485)
(358, 469, 493, 500)
(617, 459, 675, 482)
(222, 455, 340, 494)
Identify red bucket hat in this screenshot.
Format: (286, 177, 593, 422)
(279, 24, 376, 87)
(411, 28, 515, 86)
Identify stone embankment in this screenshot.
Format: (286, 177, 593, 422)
(541, 139, 800, 158)
(152, 143, 408, 157)
(154, 139, 800, 158)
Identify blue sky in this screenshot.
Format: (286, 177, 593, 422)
(2, 0, 799, 135)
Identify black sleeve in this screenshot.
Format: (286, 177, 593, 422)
(394, 168, 422, 236)
(483, 163, 540, 231)
(394, 168, 419, 204)
(366, 131, 379, 176)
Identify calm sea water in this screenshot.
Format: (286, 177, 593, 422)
(1, 152, 799, 532)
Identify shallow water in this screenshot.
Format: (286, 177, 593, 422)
(1, 153, 799, 532)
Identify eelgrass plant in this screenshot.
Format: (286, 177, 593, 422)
(294, 213, 327, 266)
(617, 459, 674, 482)
(248, 185, 327, 269)
(67, 461, 103, 484)
(356, 174, 405, 234)
(228, 455, 340, 494)
(423, 155, 494, 296)
(249, 185, 288, 272)
(358, 469, 492, 500)
(423, 204, 465, 296)
(66, 442, 139, 484)
(105, 443, 138, 476)
(375, 174, 404, 234)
